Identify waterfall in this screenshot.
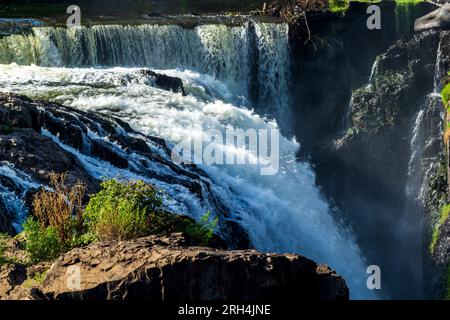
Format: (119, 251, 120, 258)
(0, 162, 41, 231)
(434, 40, 443, 93)
(0, 23, 291, 127)
(407, 35, 446, 204)
(401, 35, 446, 296)
(0, 23, 375, 298)
(368, 57, 379, 85)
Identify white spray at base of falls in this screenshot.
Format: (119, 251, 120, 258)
(0, 23, 376, 298)
(0, 162, 41, 231)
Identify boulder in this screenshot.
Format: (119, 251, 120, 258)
(415, 3, 450, 32)
(0, 93, 41, 132)
(90, 139, 129, 169)
(140, 70, 186, 95)
(0, 264, 27, 299)
(41, 233, 349, 300)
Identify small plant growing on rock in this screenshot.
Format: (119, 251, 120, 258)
(445, 265, 450, 300)
(441, 82, 450, 145)
(184, 211, 218, 246)
(23, 269, 48, 288)
(24, 173, 87, 263)
(84, 179, 164, 241)
(23, 218, 62, 263)
(85, 179, 218, 244)
(32, 173, 86, 243)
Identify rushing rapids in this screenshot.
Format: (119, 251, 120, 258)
(0, 22, 377, 298)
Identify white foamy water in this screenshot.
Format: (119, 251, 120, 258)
(0, 23, 291, 125)
(0, 63, 375, 298)
(0, 162, 41, 231)
(0, 23, 376, 298)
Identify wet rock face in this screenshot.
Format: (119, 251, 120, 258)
(41, 233, 349, 301)
(140, 70, 186, 95)
(329, 30, 440, 202)
(0, 129, 98, 192)
(437, 31, 450, 86)
(0, 18, 45, 36)
(415, 3, 450, 32)
(0, 94, 41, 132)
(309, 30, 442, 299)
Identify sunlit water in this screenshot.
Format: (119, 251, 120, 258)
(0, 23, 377, 298)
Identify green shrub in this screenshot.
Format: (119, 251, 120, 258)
(184, 211, 218, 246)
(23, 270, 48, 288)
(85, 179, 218, 244)
(394, 0, 423, 5)
(22, 176, 220, 264)
(23, 218, 63, 263)
(328, 0, 420, 13)
(329, 0, 350, 13)
(84, 179, 164, 241)
(148, 211, 218, 245)
(22, 173, 88, 263)
(430, 204, 450, 253)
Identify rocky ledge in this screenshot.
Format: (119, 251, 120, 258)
(1, 233, 349, 300)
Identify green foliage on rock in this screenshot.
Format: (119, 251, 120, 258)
(23, 218, 64, 263)
(184, 211, 218, 246)
(430, 204, 450, 254)
(21, 177, 219, 264)
(329, 0, 351, 13)
(84, 179, 164, 241)
(85, 179, 218, 245)
(23, 270, 48, 288)
(328, 0, 420, 13)
(148, 210, 218, 246)
(442, 83, 450, 110)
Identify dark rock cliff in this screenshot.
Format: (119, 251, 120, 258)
(284, 1, 450, 298)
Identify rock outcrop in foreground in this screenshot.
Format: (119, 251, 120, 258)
(39, 233, 348, 300)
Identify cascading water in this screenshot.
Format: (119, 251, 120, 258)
(0, 23, 291, 128)
(0, 23, 376, 298)
(401, 32, 446, 297)
(0, 162, 41, 231)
